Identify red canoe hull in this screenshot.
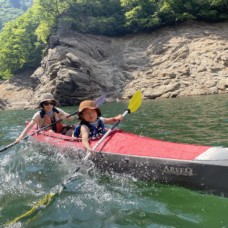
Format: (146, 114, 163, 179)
(30, 128, 228, 197)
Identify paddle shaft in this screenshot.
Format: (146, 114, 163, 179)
(83, 109, 129, 161)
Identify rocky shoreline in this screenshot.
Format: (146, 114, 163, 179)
(0, 21, 227, 110)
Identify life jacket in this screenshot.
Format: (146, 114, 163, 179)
(39, 107, 63, 133)
(73, 118, 105, 138)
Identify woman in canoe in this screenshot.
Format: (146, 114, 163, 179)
(15, 93, 74, 143)
(73, 100, 123, 153)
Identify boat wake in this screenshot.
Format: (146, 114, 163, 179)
(1, 140, 144, 226)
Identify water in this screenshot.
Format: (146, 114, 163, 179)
(1, 94, 228, 227)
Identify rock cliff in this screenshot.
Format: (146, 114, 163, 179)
(0, 21, 227, 110)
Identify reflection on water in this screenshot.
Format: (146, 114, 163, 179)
(1, 94, 228, 227)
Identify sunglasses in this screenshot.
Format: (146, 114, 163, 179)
(42, 101, 54, 106)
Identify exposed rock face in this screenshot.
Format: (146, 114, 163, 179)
(0, 21, 227, 110)
(30, 32, 130, 106)
(0, 71, 33, 110)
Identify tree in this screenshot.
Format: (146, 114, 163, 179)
(121, 0, 160, 32)
(33, 0, 71, 43)
(0, 8, 43, 78)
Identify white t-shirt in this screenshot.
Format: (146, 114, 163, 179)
(32, 107, 67, 128)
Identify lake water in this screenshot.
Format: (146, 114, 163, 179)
(1, 94, 228, 227)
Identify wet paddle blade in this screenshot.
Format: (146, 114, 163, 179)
(6, 193, 55, 225)
(128, 90, 142, 113)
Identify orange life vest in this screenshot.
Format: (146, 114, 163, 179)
(40, 108, 63, 133)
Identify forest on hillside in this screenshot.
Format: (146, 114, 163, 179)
(0, 0, 227, 79)
(0, 0, 33, 30)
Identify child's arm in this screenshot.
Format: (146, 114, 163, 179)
(103, 114, 123, 124)
(81, 125, 92, 151)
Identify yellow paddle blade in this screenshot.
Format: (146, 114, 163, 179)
(128, 90, 142, 113)
(6, 193, 55, 225)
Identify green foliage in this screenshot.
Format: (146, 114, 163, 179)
(33, 0, 71, 43)
(0, 0, 33, 30)
(0, 7, 43, 79)
(67, 0, 125, 35)
(121, 0, 228, 30)
(197, 0, 228, 21)
(0, 0, 227, 79)
(120, 0, 161, 32)
(0, 0, 72, 78)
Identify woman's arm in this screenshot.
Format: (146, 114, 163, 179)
(58, 108, 75, 121)
(15, 119, 37, 143)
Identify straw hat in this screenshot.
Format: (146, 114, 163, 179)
(38, 93, 58, 108)
(78, 100, 101, 119)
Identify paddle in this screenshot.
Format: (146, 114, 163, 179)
(0, 95, 106, 153)
(6, 91, 142, 225)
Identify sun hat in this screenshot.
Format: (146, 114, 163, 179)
(78, 100, 101, 119)
(38, 93, 58, 108)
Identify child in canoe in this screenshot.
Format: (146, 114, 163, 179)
(73, 100, 123, 153)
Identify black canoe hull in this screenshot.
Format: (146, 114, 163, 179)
(93, 152, 228, 197)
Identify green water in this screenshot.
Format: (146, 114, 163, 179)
(1, 94, 228, 227)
